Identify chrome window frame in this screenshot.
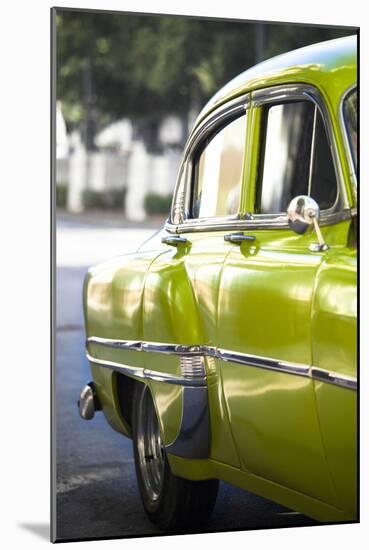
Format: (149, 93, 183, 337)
(165, 84, 351, 234)
(339, 84, 357, 201)
(174, 94, 250, 229)
(166, 93, 249, 232)
(252, 85, 341, 218)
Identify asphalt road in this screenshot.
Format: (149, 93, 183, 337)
(55, 214, 317, 542)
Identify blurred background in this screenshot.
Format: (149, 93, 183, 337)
(54, 10, 355, 541)
(56, 10, 352, 224)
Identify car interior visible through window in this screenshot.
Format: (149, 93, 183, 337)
(191, 114, 247, 219)
(256, 100, 338, 215)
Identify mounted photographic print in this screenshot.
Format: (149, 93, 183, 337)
(51, 7, 358, 542)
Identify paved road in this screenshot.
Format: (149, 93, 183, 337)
(55, 216, 316, 541)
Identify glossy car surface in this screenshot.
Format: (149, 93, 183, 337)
(81, 35, 357, 527)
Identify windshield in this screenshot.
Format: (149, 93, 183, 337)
(343, 88, 357, 174)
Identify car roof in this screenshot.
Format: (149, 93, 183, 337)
(195, 34, 357, 127)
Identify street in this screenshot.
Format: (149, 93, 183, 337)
(55, 214, 316, 541)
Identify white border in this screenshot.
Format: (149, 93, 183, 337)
(1, 1, 366, 548)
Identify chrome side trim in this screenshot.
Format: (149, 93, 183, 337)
(88, 336, 142, 351)
(311, 367, 357, 391)
(87, 337, 356, 391)
(86, 351, 145, 379)
(88, 336, 203, 356)
(216, 348, 356, 390)
(143, 369, 205, 387)
(141, 342, 203, 356)
(217, 348, 311, 377)
(86, 351, 207, 387)
(164, 207, 351, 235)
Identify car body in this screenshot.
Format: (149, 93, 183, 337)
(80, 35, 357, 529)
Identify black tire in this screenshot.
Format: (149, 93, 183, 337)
(132, 382, 219, 532)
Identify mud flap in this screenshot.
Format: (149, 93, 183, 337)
(165, 386, 210, 459)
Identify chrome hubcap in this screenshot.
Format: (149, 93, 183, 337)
(137, 386, 165, 502)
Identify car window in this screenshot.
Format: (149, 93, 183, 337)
(191, 114, 247, 219)
(255, 101, 338, 214)
(343, 88, 357, 173)
(309, 110, 338, 209)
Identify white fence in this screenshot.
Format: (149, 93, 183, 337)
(56, 132, 182, 220)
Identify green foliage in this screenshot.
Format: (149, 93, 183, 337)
(144, 193, 172, 216)
(82, 188, 126, 210)
(56, 183, 68, 208)
(56, 9, 355, 143)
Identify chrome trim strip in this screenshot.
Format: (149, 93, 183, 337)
(214, 347, 355, 389)
(141, 342, 203, 356)
(185, 93, 250, 155)
(88, 337, 203, 356)
(252, 85, 318, 106)
(87, 337, 356, 391)
(143, 369, 206, 387)
(217, 348, 311, 377)
(88, 336, 142, 351)
(164, 206, 351, 235)
(86, 351, 145, 379)
(197, 92, 249, 124)
(311, 367, 357, 391)
(86, 351, 207, 387)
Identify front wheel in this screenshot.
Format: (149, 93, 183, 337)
(132, 382, 219, 531)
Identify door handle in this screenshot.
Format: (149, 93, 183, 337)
(161, 235, 189, 247)
(224, 232, 256, 244)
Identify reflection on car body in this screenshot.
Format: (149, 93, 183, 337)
(80, 35, 357, 531)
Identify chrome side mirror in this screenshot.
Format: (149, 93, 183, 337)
(287, 195, 328, 251)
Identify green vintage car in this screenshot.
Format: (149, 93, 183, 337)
(79, 34, 357, 530)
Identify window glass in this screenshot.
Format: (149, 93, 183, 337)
(310, 114, 337, 209)
(343, 89, 357, 173)
(192, 114, 246, 218)
(256, 101, 337, 214)
(257, 102, 314, 214)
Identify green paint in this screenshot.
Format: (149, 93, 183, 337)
(83, 36, 357, 522)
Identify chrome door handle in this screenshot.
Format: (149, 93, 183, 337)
(224, 232, 256, 244)
(161, 235, 189, 247)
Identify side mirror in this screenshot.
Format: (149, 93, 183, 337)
(287, 195, 328, 251)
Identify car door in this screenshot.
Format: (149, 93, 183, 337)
(217, 84, 352, 507)
(308, 86, 357, 515)
(142, 96, 252, 466)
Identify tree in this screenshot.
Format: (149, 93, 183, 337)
(56, 10, 354, 150)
